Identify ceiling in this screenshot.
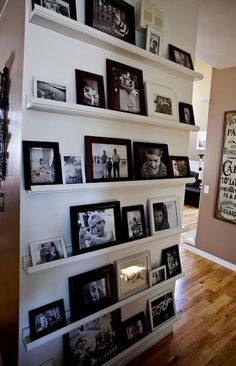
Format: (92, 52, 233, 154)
(196, 0, 236, 69)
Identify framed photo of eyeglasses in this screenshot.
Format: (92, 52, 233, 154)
(169, 156, 191, 178)
(148, 290, 176, 331)
(31, 0, 77, 21)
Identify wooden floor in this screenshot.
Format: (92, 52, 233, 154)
(126, 206, 236, 366)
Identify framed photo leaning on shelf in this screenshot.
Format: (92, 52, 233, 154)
(33, 77, 67, 102)
(31, 0, 77, 20)
(75, 69, 105, 108)
(61, 153, 85, 184)
(146, 25, 163, 56)
(168, 44, 194, 70)
(121, 311, 148, 348)
(149, 265, 167, 287)
(145, 82, 177, 119)
(178, 102, 195, 125)
(148, 290, 176, 331)
(122, 204, 147, 242)
(106, 59, 146, 115)
(169, 155, 191, 178)
(161, 244, 182, 279)
(29, 236, 67, 266)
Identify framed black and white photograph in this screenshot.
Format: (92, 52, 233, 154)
(69, 264, 115, 321)
(75, 69, 105, 108)
(146, 25, 163, 56)
(121, 311, 148, 348)
(29, 299, 66, 341)
(32, 0, 77, 20)
(148, 290, 176, 331)
(149, 265, 167, 287)
(122, 204, 147, 242)
(106, 59, 146, 115)
(29, 236, 67, 266)
(179, 102, 195, 125)
(22, 141, 63, 190)
(61, 154, 85, 184)
(63, 309, 121, 365)
(70, 200, 122, 255)
(85, 0, 135, 44)
(161, 244, 182, 278)
(85, 135, 132, 182)
(169, 156, 191, 178)
(148, 195, 180, 236)
(169, 44, 194, 70)
(145, 82, 177, 119)
(33, 78, 67, 102)
(115, 251, 151, 300)
(133, 141, 171, 180)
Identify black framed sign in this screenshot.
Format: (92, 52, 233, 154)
(31, 0, 77, 20)
(75, 69, 105, 108)
(148, 290, 175, 331)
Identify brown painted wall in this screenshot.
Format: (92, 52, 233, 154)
(0, 0, 25, 365)
(196, 66, 236, 264)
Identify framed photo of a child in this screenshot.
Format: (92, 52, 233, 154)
(75, 70, 105, 108)
(122, 204, 147, 242)
(146, 25, 163, 56)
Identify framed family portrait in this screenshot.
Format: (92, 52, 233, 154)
(106, 59, 146, 115)
(61, 154, 85, 184)
(85, 135, 132, 182)
(148, 195, 180, 236)
(133, 141, 171, 180)
(115, 251, 151, 300)
(149, 265, 167, 287)
(22, 141, 63, 190)
(121, 311, 148, 348)
(146, 25, 163, 56)
(75, 69, 105, 108)
(68, 264, 115, 321)
(179, 102, 195, 125)
(169, 156, 191, 178)
(161, 244, 182, 278)
(33, 77, 67, 102)
(122, 204, 147, 242)
(169, 44, 194, 70)
(31, 0, 77, 20)
(70, 200, 122, 255)
(29, 299, 66, 341)
(148, 290, 176, 331)
(63, 309, 121, 365)
(85, 0, 135, 44)
(145, 82, 177, 119)
(29, 236, 67, 266)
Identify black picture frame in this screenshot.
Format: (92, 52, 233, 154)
(106, 59, 146, 116)
(148, 290, 175, 331)
(22, 141, 63, 190)
(69, 264, 115, 321)
(85, 0, 135, 45)
(161, 244, 182, 279)
(75, 69, 105, 109)
(85, 135, 133, 182)
(122, 204, 147, 242)
(179, 102, 195, 125)
(70, 200, 122, 255)
(29, 299, 66, 341)
(169, 156, 191, 178)
(121, 311, 148, 348)
(31, 0, 77, 20)
(133, 141, 171, 180)
(168, 44, 194, 70)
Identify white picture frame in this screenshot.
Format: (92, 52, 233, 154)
(149, 265, 167, 287)
(145, 82, 178, 119)
(146, 25, 163, 56)
(29, 236, 67, 266)
(33, 76, 67, 102)
(196, 131, 207, 150)
(137, 0, 165, 34)
(148, 290, 176, 331)
(61, 153, 86, 184)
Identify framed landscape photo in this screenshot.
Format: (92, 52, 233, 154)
(31, 0, 77, 20)
(75, 69, 105, 108)
(169, 156, 191, 178)
(29, 236, 67, 266)
(121, 311, 148, 348)
(122, 204, 147, 242)
(146, 25, 163, 56)
(115, 251, 151, 300)
(85, 135, 132, 182)
(148, 290, 176, 331)
(61, 154, 85, 184)
(133, 141, 171, 180)
(85, 0, 135, 44)
(149, 265, 167, 287)
(106, 59, 146, 115)
(70, 200, 122, 255)
(145, 82, 177, 119)
(179, 102, 195, 125)
(169, 44, 194, 70)
(29, 299, 66, 341)
(33, 77, 67, 102)
(161, 244, 182, 278)
(22, 141, 63, 190)
(69, 264, 115, 321)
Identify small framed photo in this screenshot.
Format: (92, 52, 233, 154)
(22, 141, 63, 190)
(122, 204, 147, 242)
(85, 0, 135, 44)
(70, 200, 122, 255)
(145, 82, 177, 119)
(161, 244, 182, 278)
(196, 131, 207, 150)
(33, 78, 67, 102)
(106, 59, 146, 115)
(146, 25, 163, 56)
(169, 156, 191, 178)
(115, 251, 151, 300)
(149, 265, 167, 286)
(29, 299, 66, 341)
(63, 309, 121, 365)
(69, 264, 115, 321)
(148, 290, 176, 331)
(61, 154, 85, 184)
(85, 135, 132, 182)
(179, 102, 195, 125)
(121, 311, 148, 348)
(75, 69, 105, 108)
(31, 0, 77, 20)
(169, 44, 194, 70)
(133, 141, 171, 180)
(29, 236, 67, 266)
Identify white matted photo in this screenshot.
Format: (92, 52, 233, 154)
(30, 236, 67, 266)
(145, 82, 177, 119)
(146, 25, 163, 56)
(61, 154, 85, 184)
(196, 131, 207, 150)
(33, 77, 67, 102)
(149, 265, 167, 286)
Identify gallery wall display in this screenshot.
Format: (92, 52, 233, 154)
(75, 69, 105, 108)
(178, 102, 195, 125)
(169, 156, 191, 178)
(145, 82, 177, 119)
(148, 290, 175, 331)
(29, 236, 67, 266)
(121, 204, 147, 242)
(31, 0, 77, 20)
(33, 77, 67, 102)
(161, 244, 182, 279)
(168, 44, 194, 70)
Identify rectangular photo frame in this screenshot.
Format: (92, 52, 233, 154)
(121, 311, 148, 348)
(122, 204, 147, 242)
(161, 244, 182, 278)
(148, 290, 176, 331)
(70, 200, 122, 255)
(196, 131, 207, 150)
(179, 102, 195, 125)
(29, 236, 67, 266)
(145, 82, 177, 119)
(33, 77, 67, 102)
(61, 153, 85, 184)
(75, 69, 105, 108)
(169, 156, 191, 178)
(146, 25, 163, 56)
(169, 44, 194, 70)
(149, 265, 167, 287)
(106, 59, 146, 115)
(31, 0, 77, 20)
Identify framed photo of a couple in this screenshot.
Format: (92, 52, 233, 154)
(31, 0, 77, 20)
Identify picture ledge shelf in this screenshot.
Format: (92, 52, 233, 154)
(29, 6, 203, 82)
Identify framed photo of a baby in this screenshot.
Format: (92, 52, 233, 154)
(75, 69, 105, 108)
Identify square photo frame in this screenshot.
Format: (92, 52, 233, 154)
(148, 290, 176, 331)
(33, 77, 67, 102)
(75, 69, 105, 108)
(122, 204, 147, 242)
(149, 265, 167, 287)
(121, 311, 148, 348)
(169, 44, 194, 70)
(145, 82, 177, 119)
(31, 0, 77, 20)
(146, 25, 163, 56)
(61, 154, 85, 184)
(169, 156, 191, 178)
(161, 244, 182, 279)
(179, 102, 195, 125)
(29, 236, 67, 266)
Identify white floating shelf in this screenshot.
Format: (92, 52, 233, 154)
(29, 6, 203, 82)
